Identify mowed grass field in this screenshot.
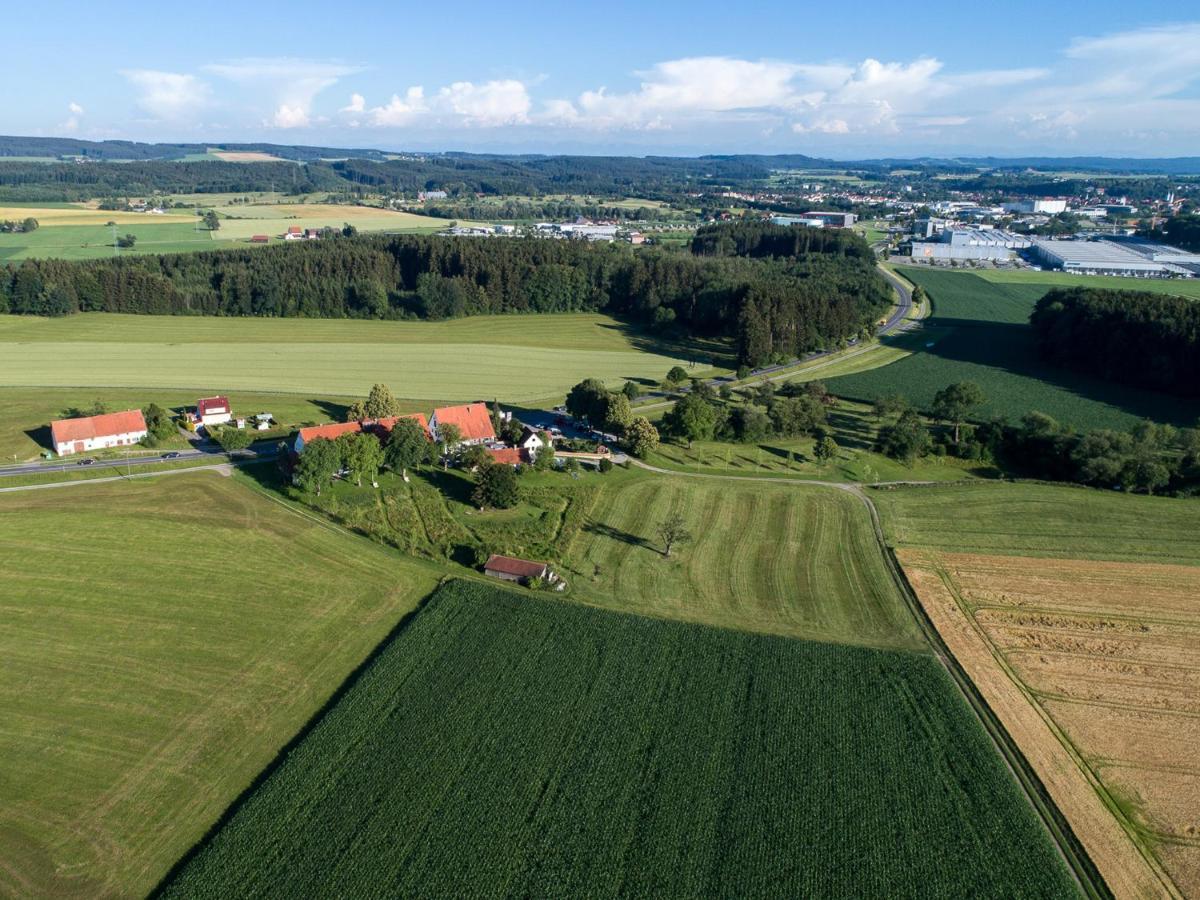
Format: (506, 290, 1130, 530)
(0, 202, 457, 259)
(0, 311, 696, 404)
(874, 480, 1200, 565)
(0, 472, 438, 897)
(825, 268, 1197, 429)
(160, 580, 1078, 899)
(880, 481, 1200, 897)
(563, 474, 924, 650)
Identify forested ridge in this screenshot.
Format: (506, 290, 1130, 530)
(1030, 287, 1200, 397)
(0, 224, 888, 365)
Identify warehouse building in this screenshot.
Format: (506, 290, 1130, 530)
(909, 228, 1031, 262)
(771, 215, 825, 228)
(1029, 238, 1189, 277)
(1002, 199, 1068, 215)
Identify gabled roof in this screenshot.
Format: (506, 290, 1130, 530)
(484, 554, 548, 578)
(287, 225, 303, 234)
(433, 403, 495, 442)
(485, 447, 526, 466)
(297, 413, 432, 448)
(197, 396, 230, 416)
(376, 412, 430, 435)
(51, 409, 147, 446)
(297, 420, 363, 444)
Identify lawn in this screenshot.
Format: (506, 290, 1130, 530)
(972, 267, 1200, 300)
(159, 580, 1078, 899)
(0, 471, 438, 897)
(874, 480, 1200, 566)
(824, 268, 1199, 429)
(0, 221, 216, 260)
(0, 311, 701, 409)
(209, 203, 466, 240)
(563, 474, 925, 649)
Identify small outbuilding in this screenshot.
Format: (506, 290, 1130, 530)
(483, 554, 556, 585)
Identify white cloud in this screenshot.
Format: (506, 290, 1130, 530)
(58, 101, 84, 133)
(368, 87, 428, 126)
(121, 70, 211, 120)
(437, 79, 531, 126)
(342, 93, 365, 114)
(206, 57, 360, 129)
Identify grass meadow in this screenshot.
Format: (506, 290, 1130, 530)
(0, 471, 438, 897)
(160, 580, 1078, 900)
(874, 480, 1200, 565)
(825, 268, 1198, 429)
(563, 474, 924, 649)
(0, 201, 457, 259)
(0, 313, 702, 457)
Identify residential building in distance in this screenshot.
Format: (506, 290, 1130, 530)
(430, 403, 496, 446)
(418, 190, 448, 201)
(51, 409, 148, 456)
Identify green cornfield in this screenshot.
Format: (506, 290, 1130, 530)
(159, 580, 1079, 899)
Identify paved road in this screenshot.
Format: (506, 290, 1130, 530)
(0, 444, 279, 480)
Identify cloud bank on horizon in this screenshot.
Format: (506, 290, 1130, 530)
(84, 22, 1200, 155)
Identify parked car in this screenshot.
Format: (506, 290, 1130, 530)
(161, 451, 182, 459)
(77, 458, 96, 466)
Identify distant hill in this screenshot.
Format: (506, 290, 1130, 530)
(0, 136, 393, 162)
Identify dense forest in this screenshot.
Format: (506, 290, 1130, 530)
(1030, 287, 1200, 397)
(0, 224, 889, 365)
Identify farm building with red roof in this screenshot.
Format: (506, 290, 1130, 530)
(484, 447, 527, 467)
(50, 409, 148, 456)
(430, 403, 495, 445)
(293, 413, 431, 454)
(483, 554, 554, 584)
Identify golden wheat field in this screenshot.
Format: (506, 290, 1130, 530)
(900, 550, 1200, 900)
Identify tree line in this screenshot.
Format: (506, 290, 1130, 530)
(1030, 287, 1200, 397)
(0, 225, 889, 365)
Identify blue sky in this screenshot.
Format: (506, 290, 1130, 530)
(9, 0, 1200, 156)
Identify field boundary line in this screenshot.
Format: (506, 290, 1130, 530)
(863, 509, 1114, 899)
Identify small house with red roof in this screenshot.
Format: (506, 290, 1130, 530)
(250, 234, 269, 244)
(186, 395, 233, 433)
(430, 403, 495, 447)
(484, 447, 527, 467)
(51, 409, 148, 456)
(283, 225, 305, 241)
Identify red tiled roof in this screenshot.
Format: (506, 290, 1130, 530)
(484, 554, 548, 578)
(433, 403, 495, 442)
(297, 421, 363, 444)
(485, 447, 526, 466)
(287, 225, 303, 234)
(51, 409, 147, 446)
(297, 413, 432, 448)
(197, 396, 230, 416)
(376, 412, 430, 435)
(250, 235, 269, 242)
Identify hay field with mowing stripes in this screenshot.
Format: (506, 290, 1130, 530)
(564, 475, 924, 650)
